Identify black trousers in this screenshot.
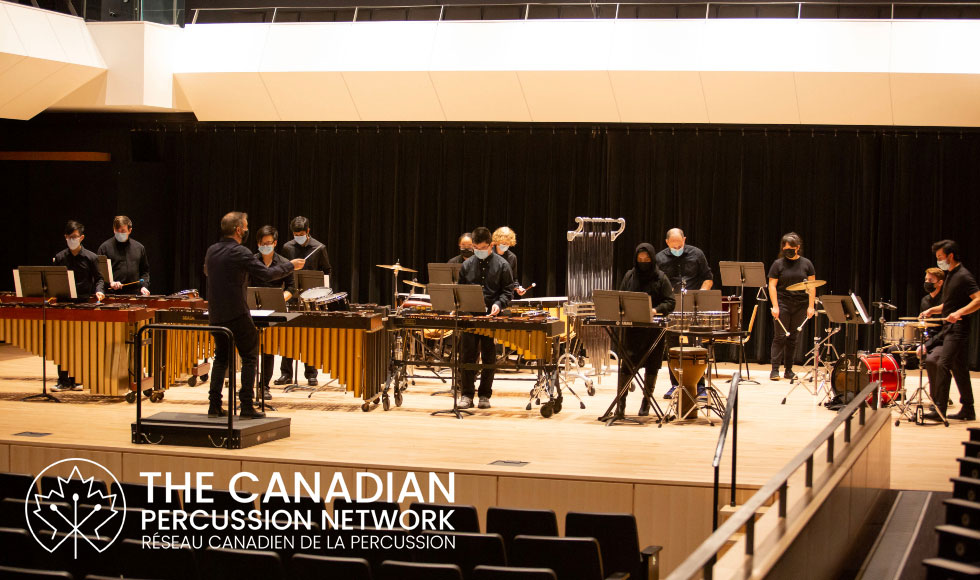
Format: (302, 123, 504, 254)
(771, 300, 808, 370)
(459, 332, 496, 399)
(209, 314, 259, 407)
(925, 327, 975, 414)
(279, 357, 318, 380)
(259, 353, 276, 388)
(617, 329, 666, 401)
(56, 367, 74, 384)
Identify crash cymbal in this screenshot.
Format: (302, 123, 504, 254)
(403, 280, 427, 289)
(786, 279, 827, 292)
(376, 263, 418, 273)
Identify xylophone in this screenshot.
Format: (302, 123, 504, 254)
(0, 302, 154, 396)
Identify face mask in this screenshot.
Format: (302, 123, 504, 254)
(258, 244, 275, 255)
(115, 232, 129, 243)
(670, 247, 683, 257)
(474, 249, 491, 260)
(783, 248, 797, 259)
(498, 244, 510, 253)
(240, 229, 249, 244)
(294, 235, 308, 245)
(937, 260, 949, 271)
(924, 281, 936, 293)
(637, 262, 653, 274)
(460, 248, 474, 259)
(67, 238, 81, 251)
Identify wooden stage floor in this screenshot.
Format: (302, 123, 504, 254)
(0, 343, 974, 572)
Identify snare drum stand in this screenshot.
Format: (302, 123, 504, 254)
(782, 318, 839, 405)
(893, 337, 949, 427)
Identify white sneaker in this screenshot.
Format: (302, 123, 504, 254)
(478, 397, 491, 409)
(458, 396, 474, 409)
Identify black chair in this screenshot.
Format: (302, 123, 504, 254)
(183, 488, 252, 512)
(473, 566, 558, 580)
(111, 481, 181, 510)
(331, 498, 401, 529)
(486, 507, 559, 555)
(319, 527, 414, 569)
(0, 526, 51, 569)
(512, 535, 627, 580)
(0, 473, 36, 501)
(200, 547, 285, 580)
(40, 476, 110, 506)
(0, 567, 72, 580)
(261, 493, 326, 520)
(289, 554, 372, 580)
(0, 498, 72, 531)
(418, 531, 506, 579)
(379, 560, 463, 580)
(89, 538, 199, 580)
(566, 512, 662, 580)
(409, 502, 480, 533)
(85, 576, 157, 580)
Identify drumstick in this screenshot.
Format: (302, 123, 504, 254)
(774, 314, 791, 336)
(303, 245, 322, 261)
(797, 314, 812, 332)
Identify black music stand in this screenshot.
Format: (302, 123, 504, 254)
(428, 263, 462, 285)
(820, 293, 876, 407)
(719, 262, 766, 384)
(16, 266, 78, 402)
(429, 283, 486, 419)
(247, 287, 291, 411)
(284, 270, 324, 393)
(593, 290, 668, 426)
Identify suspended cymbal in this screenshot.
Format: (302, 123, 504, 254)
(376, 263, 418, 273)
(403, 280, 427, 289)
(786, 279, 826, 292)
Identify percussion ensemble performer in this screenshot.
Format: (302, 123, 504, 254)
(618, 243, 675, 416)
(52, 220, 106, 391)
(97, 215, 151, 296)
(656, 228, 712, 399)
(885, 267, 944, 370)
(768, 232, 816, 382)
(457, 227, 516, 410)
(448, 232, 474, 264)
(278, 215, 329, 387)
(204, 212, 304, 419)
(252, 225, 296, 401)
(920, 240, 980, 422)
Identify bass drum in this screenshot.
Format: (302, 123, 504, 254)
(831, 353, 900, 406)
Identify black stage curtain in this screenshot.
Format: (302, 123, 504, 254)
(2, 116, 980, 368)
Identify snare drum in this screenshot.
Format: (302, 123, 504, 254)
(694, 311, 729, 331)
(667, 312, 696, 331)
(300, 287, 333, 310)
(831, 353, 901, 405)
(881, 322, 923, 346)
(316, 292, 350, 312)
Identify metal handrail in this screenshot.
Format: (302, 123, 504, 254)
(667, 379, 883, 580)
(711, 371, 740, 532)
(189, 1, 980, 23)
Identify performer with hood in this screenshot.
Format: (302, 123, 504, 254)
(617, 243, 676, 416)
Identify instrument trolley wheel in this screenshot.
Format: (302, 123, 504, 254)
(578, 356, 586, 367)
(540, 402, 555, 418)
(383, 396, 391, 411)
(586, 381, 595, 396)
(150, 391, 164, 403)
(200, 373, 209, 383)
(895, 419, 900, 427)
(361, 402, 371, 412)
(125, 391, 137, 404)
(394, 392, 403, 407)
(187, 376, 198, 387)
(554, 398, 563, 414)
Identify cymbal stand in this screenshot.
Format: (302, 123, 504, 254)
(893, 337, 949, 427)
(782, 319, 839, 405)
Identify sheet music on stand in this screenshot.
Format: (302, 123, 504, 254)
(15, 266, 78, 300)
(428, 263, 462, 285)
(246, 287, 289, 312)
(593, 290, 653, 323)
(428, 284, 486, 314)
(672, 289, 722, 313)
(95, 255, 115, 285)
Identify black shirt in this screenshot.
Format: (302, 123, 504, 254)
(655, 245, 713, 292)
(281, 236, 331, 275)
(53, 247, 105, 297)
(939, 263, 979, 318)
(768, 257, 816, 305)
(920, 292, 942, 314)
(458, 253, 515, 311)
(205, 238, 295, 323)
(448, 254, 466, 265)
(250, 252, 296, 295)
(97, 237, 150, 294)
(499, 250, 518, 278)
(620, 269, 676, 315)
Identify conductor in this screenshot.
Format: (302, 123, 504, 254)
(204, 212, 304, 419)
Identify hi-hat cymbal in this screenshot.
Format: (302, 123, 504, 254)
(376, 263, 417, 273)
(786, 279, 826, 292)
(403, 280, 427, 289)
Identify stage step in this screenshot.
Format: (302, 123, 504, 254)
(936, 525, 980, 565)
(964, 441, 980, 460)
(968, 427, 980, 442)
(132, 412, 290, 449)
(945, 499, 980, 531)
(923, 557, 980, 580)
(959, 458, 980, 480)
(952, 477, 980, 503)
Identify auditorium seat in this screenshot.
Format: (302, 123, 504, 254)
(319, 527, 414, 569)
(289, 554, 372, 580)
(486, 507, 559, 555)
(261, 493, 326, 519)
(183, 488, 252, 512)
(40, 476, 110, 506)
(111, 481, 181, 510)
(417, 530, 507, 578)
(0, 566, 72, 580)
(512, 535, 625, 580)
(0, 526, 50, 569)
(409, 502, 480, 533)
(0, 473, 36, 501)
(89, 538, 199, 580)
(200, 547, 285, 580)
(0, 498, 69, 535)
(473, 566, 558, 580)
(331, 498, 402, 529)
(565, 512, 662, 580)
(85, 576, 157, 580)
(379, 560, 463, 580)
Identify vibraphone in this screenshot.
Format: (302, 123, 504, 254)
(153, 309, 389, 407)
(386, 313, 567, 416)
(0, 303, 154, 396)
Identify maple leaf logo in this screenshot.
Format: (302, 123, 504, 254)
(26, 459, 127, 559)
